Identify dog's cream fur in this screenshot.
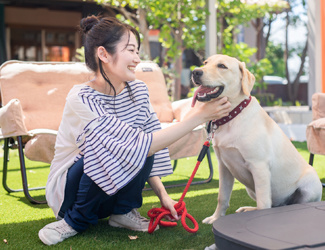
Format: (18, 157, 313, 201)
(192, 54, 323, 224)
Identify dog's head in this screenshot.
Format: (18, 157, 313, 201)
(191, 54, 255, 107)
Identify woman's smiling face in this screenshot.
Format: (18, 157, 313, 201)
(105, 31, 141, 85)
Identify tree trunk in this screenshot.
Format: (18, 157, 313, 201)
(172, 28, 184, 100)
(284, 8, 308, 105)
(217, 16, 226, 53)
(138, 8, 151, 60)
(264, 17, 273, 55)
(292, 40, 308, 103)
(284, 9, 292, 102)
(253, 17, 264, 61)
(173, 54, 182, 101)
(251, 15, 274, 62)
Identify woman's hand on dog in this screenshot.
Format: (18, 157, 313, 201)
(148, 97, 231, 156)
(189, 96, 231, 123)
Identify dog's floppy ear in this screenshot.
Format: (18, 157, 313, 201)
(239, 62, 255, 96)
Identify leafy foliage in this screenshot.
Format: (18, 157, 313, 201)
(88, 0, 288, 100)
(217, 0, 288, 50)
(96, 0, 207, 65)
(75, 46, 85, 62)
(147, 0, 207, 56)
(216, 0, 284, 93)
(265, 41, 285, 77)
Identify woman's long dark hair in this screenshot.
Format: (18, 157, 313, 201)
(80, 15, 141, 103)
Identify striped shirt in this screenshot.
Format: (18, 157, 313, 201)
(76, 81, 172, 195)
(46, 80, 172, 217)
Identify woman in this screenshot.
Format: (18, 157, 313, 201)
(38, 15, 231, 246)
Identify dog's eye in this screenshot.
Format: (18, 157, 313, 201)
(217, 64, 228, 69)
(203, 61, 208, 65)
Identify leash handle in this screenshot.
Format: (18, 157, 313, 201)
(147, 201, 199, 234)
(147, 140, 211, 234)
(178, 202, 199, 233)
(148, 207, 177, 234)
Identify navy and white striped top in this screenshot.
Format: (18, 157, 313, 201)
(74, 80, 173, 195)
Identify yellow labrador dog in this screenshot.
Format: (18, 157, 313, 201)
(191, 54, 322, 224)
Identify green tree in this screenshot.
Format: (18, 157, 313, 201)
(284, 0, 308, 104)
(91, 0, 287, 100)
(265, 41, 286, 77)
(95, 0, 207, 100)
(216, 0, 287, 92)
(215, 0, 288, 56)
(146, 0, 207, 100)
(95, 0, 152, 59)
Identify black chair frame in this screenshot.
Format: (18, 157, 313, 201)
(309, 153, 325, 188)
(2, 137, 47, 204)
(2, 137, 214, 201)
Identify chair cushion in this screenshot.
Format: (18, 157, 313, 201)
(0, 61, 93, 131)
(161, 122, 207, 160)
(135, 62, 174, 123)
(0, 60, 199, 163)
(172, 98, 192, 122)
(312, 93, 325, 120)
(306, 118, 325, 155)
(169, 98, 209, 160)
(0, 99, 28, 137)
(24, 134, 56, 164)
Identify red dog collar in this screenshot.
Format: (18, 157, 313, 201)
(213, 96, 252, 127)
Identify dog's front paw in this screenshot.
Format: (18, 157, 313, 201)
(202, 215, 218, 224)
(236, 206, 257, 213)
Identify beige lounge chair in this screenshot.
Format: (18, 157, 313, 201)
(0, 60, 211, 204)
(306, 92, 325, 187)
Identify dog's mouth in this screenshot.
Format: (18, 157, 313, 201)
(191, 85, 224, 107)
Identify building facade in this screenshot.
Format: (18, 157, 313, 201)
(0, 0, 110, 64)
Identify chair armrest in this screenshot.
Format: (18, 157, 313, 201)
(161, 122, 207, 160)
(28, 129, 58, 136)
(24, 129, 58, 164)
(312, 93, 325, 120)
(306, 118, 325, 155)
(0, 99, 29, 138)
(172, 98, 192, 122)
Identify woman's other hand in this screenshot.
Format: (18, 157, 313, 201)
(160, 194, 179, 221)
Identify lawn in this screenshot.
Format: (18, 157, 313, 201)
(1, 141, 325, 249)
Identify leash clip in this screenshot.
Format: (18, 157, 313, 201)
(207, 121, 218, 141)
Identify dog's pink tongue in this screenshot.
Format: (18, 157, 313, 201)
(191, 86, 202, 107)
(191, 86, 212, 107)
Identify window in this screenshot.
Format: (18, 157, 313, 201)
(9, 27, 77, 62)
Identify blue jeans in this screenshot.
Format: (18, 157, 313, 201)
(59, 155, 154, 232)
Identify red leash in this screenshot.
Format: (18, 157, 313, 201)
(147, 140, 211, 234)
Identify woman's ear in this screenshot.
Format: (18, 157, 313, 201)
(97, 46, 110, 63)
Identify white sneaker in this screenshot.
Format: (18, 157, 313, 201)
(108, 208, 158, 232)
(38, 219, 78, 245)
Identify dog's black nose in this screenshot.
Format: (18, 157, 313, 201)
(192, 69, 203, 85)
(192, 69, 203, 77)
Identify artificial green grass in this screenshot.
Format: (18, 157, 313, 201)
(1, 141, 325, 249)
